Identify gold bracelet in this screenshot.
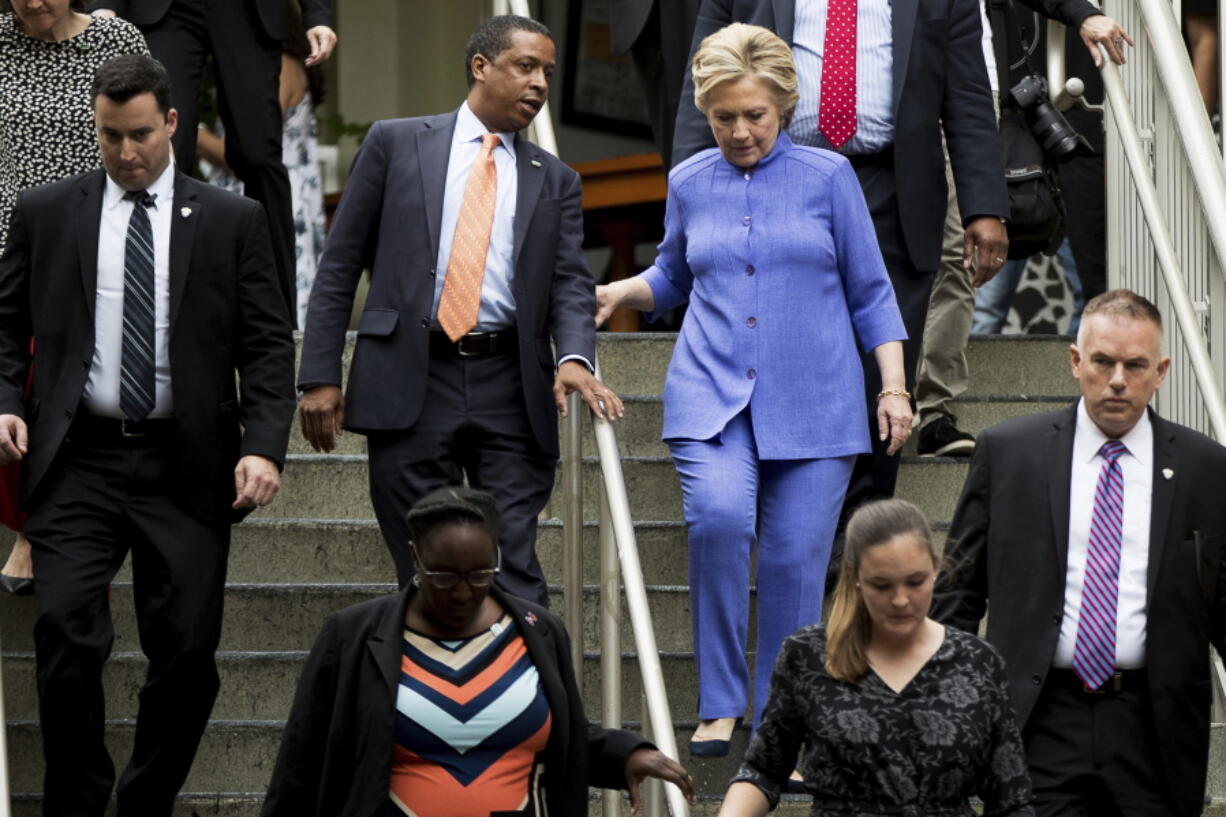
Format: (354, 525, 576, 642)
(877, 389, 912, 401)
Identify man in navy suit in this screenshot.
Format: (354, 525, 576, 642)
(297, 15, 621, 606)
(673, 0, 1010, 521)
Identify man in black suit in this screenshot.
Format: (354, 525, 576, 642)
(672, 0, 1009, 515)
(0, 55, 296, 817)
(610, 0, 701, 169)
(933, 289, 1226, 817)
(89, 0, 338, 326)
(297, 15, 622, 606)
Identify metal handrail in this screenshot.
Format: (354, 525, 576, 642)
(0, 627, 9, 817)
(491, 2, 688, 813)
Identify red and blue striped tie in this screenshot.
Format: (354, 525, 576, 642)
(1072, 439, 1127, 690)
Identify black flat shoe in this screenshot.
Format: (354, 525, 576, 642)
(688, 717, 742, 758)
(0, 573, 33, 596)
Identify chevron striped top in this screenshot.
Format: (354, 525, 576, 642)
(390, 614, 553, 817)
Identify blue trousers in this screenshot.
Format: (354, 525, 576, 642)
(668, 409, 854, 728)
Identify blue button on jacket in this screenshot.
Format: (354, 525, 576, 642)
(639, 132, 906, 459)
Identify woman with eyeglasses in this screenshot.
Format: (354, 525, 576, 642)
(262, 486, 694, 817)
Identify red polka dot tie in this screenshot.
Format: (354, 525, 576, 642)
(819, 0, 858, 149)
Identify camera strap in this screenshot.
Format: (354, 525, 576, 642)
(989, 0, 1045, 95)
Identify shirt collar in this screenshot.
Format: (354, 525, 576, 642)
(724, 129, 792, 172)
(1074, 397, 1152, 467)
(455, 101, 517, 160)
(103, 160, 176, 211)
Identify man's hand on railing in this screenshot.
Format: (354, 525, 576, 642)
(554, 360, 624, 421)
(1080, 14, 1135, 67)
(624, 747, 696, 813)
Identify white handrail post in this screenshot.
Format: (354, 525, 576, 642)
(600, 488, 623, 817)
(1100, 51, 1226, 438)
(1046, 20, 1067, 102)
(562, 394, 584, 671)
(0, 628, 9, 817)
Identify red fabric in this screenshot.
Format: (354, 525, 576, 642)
(819, 0, 858, 149)
(0, 338, 34, 533)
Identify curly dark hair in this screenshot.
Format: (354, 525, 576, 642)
(463, 14, 551, 88)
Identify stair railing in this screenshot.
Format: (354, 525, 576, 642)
(489, 3, 688, 814)
(1050, 0, 1226, 716)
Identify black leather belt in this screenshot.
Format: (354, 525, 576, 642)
(844, 144, 894, 169)
(69, 408, 174, 446)
(1048, 667, 1147, 694)
(429, 329, 517, 358)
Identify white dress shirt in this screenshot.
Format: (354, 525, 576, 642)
(1054, 399, 1153, 669)
(84, 163, 175, 418)
(432, 101, 518, 331)
(790, 0, 894, 153)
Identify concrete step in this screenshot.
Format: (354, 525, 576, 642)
(9, 720, 1225, 801)
(1, 650, 711, 724)
(594, 332, 1077, 398)
(263, 455, 969, 525)
(0, 583, 713, 655)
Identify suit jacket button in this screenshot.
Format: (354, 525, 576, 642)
(421, 318, 429, 328)
(64, 408, 73, 418)
(430, 268, 437, 277)
(81, 359, 90, 369)
(1051, 613, 1061, 625)
(1031, 674, 1042, 686)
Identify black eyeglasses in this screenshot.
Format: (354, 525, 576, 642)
(410, 543, 501, 589)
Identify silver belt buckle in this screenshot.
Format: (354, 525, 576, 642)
(120, 418, 146, 438)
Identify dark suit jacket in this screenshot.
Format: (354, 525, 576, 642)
(672, 0, 1010, 273)
(0, 169, 296, 522)
(297, 112, 596, 458)
(261, 585, 650, 817)
(932, 405, 1226, 817)
(87, 0, 332, 40)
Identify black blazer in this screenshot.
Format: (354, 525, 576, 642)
(0, 170, 296, 522)
(297, 112, 597, 458)
(87, 0, 332, 40)
(672, 0, 1011, 273)
(261, 585, 650, 817)
(932, 405, 1226, 817)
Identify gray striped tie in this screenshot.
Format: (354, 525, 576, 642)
(120, 190, 156, 421)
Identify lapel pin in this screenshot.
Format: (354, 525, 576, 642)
(524, 612, 537, 626)
(1162, 467, 1174, 480)
(530, 159, 542, 168)
(180, 206, 192, 219)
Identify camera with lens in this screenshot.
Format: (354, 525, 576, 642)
(1008, 73, 1093, 162)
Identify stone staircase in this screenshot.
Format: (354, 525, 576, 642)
(1, 332, 1222, 815)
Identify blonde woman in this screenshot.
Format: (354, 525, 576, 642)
(597, 23, 907, 751)
(714, 499, 1033, 816)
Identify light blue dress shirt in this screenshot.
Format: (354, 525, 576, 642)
(639, 133, 906, 459)
(432, 102, 518, 331)
(790, 0, 894, 154)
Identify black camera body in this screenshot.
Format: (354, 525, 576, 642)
(1008, 73, 1093, 162)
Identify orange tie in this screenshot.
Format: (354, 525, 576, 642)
(438, 133, 501, 341)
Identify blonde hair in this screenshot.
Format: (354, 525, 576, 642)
(825, 499, 936, 683)
(691, 23, 800, 127)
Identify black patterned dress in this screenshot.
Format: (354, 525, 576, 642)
(732, 626, 1034, 816)
(0, 13, 148, 248)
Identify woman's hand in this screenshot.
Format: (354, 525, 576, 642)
(595, 278, 656, 327)
(877, 392, 913, 456)
(624, 747, 695, 813)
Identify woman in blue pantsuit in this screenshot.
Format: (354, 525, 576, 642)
(596, 23, 910, 754)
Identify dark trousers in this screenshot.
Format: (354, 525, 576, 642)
(141, 0, 298, 325)
(626, 0, 700, 171)
(1024, 670, 1177, 817)
(843, 158, 934, 517)
(1057, 153, 1107, 300)
(26, 435, 230, 817)
(365, 347, 557, 607)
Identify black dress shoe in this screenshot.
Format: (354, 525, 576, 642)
(0, 573, 33, 596)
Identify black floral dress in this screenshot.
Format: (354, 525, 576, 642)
(732, 625, 1034, 816)
(0, 13, 148, 248)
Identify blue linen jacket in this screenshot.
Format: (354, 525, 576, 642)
(640, 132, 905, 459)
